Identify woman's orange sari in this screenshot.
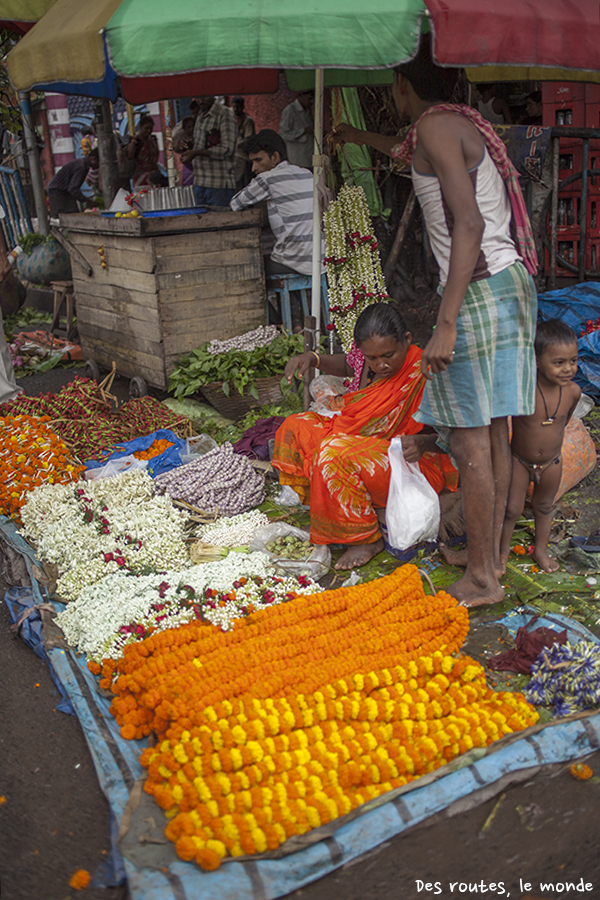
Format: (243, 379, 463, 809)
(272, 345, 457, 546)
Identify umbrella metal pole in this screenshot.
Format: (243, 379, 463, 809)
(19, 91, 48, 236)
(311, 67, 324, 347)
(162, 100, 178, 189)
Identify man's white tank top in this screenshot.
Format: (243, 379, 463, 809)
(411, 147, 521, 287)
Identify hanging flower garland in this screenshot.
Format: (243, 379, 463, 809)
(323, 185, 390, 353)
(20, 469, 189, 601)
(103, 564, 538, 871)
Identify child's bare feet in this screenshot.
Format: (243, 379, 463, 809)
(334, 538, 384, 570)
(533, 547, 560, 573)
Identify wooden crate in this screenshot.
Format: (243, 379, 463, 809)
(60, 209, 266, 390)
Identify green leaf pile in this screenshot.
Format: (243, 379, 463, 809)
(168, 332, 306, 400)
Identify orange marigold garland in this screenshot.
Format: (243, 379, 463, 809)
(104, 564, 538, 870)
(0, 415, 85, 521)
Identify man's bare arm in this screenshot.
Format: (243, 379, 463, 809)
(330, 122, 399, 158)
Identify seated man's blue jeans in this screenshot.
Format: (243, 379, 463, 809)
(193, 185, 235, 207)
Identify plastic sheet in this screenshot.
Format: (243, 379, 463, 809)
(84, 429, 186, 478)
(4, 513, 600, 900)
(538, 282, 600, 397)
(4, 587, 74, 715)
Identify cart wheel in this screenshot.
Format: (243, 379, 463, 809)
(129, 376, 148, 398)
(84, 359, 101, 382)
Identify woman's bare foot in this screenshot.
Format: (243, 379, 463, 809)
(446, 572, 505, 608)
(533, 547, 560, 573)
(334, 538, 384, 570)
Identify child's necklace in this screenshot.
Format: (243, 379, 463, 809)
(538, 383, 562, 425)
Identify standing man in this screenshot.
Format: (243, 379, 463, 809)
(47, 148, 99, 217)
(180, 96, 237, 207)
(333, 36, 537, 608)
(279, 91, 314, 169)
(232, 96, 256, 190)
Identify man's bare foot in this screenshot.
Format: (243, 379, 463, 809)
(440, 543, 506, 579)
(533, 548, 560, 573)
(334, 538, 384, 570)
(446, 572, 505, 608)
(439, 542, 468, 567)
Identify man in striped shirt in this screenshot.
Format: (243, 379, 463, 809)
(230, 129, 319, 277)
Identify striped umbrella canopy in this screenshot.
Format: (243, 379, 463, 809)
(8, 0, 600, 103)
(0, 0, 56, 35)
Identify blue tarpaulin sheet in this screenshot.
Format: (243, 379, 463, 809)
(538, 282, 600, 397)
(3, 514, 600, 900)
(84, 429, 186, 478)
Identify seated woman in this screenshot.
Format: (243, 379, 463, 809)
(272, 303, 458, 569)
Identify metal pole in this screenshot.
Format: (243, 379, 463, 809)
(93, 97, 119, 209)
(579, 138, 589, 282)
(162, 99, 177, 189)
(126, 103, 136, 137)
(310, 68, 324, 345)
(549, 136, 559, 290)
(303, 314, 316, 411)
(18, 90, 48, 235)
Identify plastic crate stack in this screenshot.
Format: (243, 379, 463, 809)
(544, 82, 600, 276)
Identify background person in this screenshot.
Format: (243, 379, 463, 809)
(475, 84, 513, 125)
(180, 95, 237, 207)
(126, 114, 160, 189)
(280, 91, 314, 169)
(232, 96, 255, 190)
(230, 129, 319, 278)
(47, 148, 99, 217)
(521, 91, 543, 126)
(172, 116, 195, 186)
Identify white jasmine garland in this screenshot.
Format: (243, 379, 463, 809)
(198, 509, 269, 546)
(20, 469, 189, 601)
(55, 552, 322, 661)
(323, 185, 389, 353)
(208, 325, 280, 355)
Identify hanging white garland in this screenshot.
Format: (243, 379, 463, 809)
(323, 184, 390, 353)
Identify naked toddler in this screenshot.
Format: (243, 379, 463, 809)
(500, 319, 581, 573)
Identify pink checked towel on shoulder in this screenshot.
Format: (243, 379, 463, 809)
(391, 104, 538, 276)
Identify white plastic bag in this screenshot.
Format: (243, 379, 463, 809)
(249, 522, 331, 579)
(385, 437, 440, 550)
(179, 433, 219, 464)
(85, 455, 148, 481)
(273, 485, 303, 506)
(308, 375, 347, 418)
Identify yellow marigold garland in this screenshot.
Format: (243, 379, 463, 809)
(103, 565, 538, 870)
